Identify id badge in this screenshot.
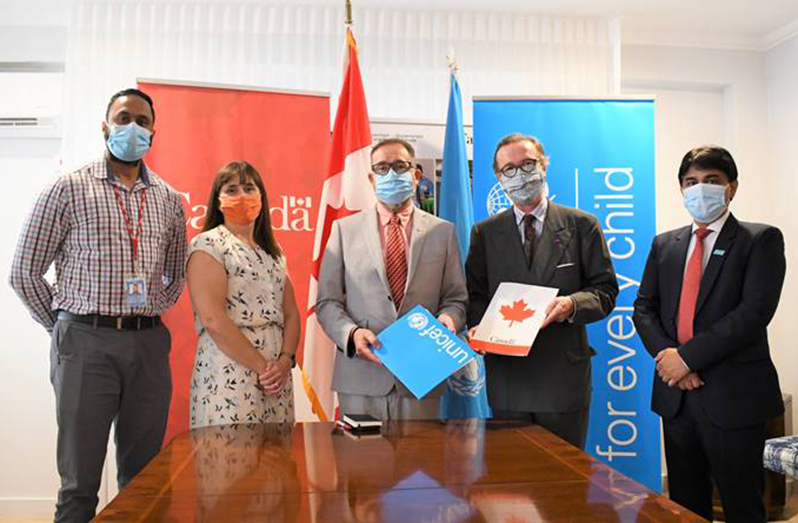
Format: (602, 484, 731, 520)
(125, 276, 147, 308)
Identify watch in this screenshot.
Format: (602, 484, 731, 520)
(279, 352, 296, 368)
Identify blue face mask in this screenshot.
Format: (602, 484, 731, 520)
(682, 183, 728, 223)
(106, 122, 152, 162)
(374, 169, 415, 205)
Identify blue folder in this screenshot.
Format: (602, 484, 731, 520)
(375, 305, 476, 399)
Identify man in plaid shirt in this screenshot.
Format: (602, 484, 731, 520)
(9, 88, 187, 523)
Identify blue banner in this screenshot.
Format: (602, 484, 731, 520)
(472, 98, 660, 491)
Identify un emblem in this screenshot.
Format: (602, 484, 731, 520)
(447, 357, 486, 396)
(486, 182, 512, 216)
(407, 312, 429, 330)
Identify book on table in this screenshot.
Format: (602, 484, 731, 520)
(341, 413, 383, 431)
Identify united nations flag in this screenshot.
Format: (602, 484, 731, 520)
(439, 71, 491, 420)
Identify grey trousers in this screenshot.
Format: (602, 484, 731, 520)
(50, 318, 172, 523)
(338, 388, 440, 421)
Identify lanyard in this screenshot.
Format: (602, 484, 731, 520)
(112, 185, 147, 266)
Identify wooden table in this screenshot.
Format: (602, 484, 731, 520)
(96, 420, 704, 522)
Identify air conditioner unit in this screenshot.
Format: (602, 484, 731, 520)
(0, 116, 61, 138)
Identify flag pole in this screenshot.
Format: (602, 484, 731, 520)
(345, 0, 352, 26)
(446, 45, 458, 77)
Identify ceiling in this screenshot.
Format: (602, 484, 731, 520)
(1, 0, 797, 51)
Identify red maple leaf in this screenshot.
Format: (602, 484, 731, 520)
(499, 299, 536, 327)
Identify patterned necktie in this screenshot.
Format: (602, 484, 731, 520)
(677, 227, 712, 345)
(385, 214, 408, 307)
(523, 214, 536, 268)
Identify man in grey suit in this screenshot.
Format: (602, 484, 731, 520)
(465, 133, 618, 448)
(316, 138, 468, 420)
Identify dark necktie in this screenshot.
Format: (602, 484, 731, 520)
(677, 227, 712, 345)
(523, 214, 535, 268)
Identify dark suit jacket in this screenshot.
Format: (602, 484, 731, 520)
(633, 214, 785, 429)
(465, 202, 618, 413)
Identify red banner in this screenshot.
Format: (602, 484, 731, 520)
(139, 80, 330, 442)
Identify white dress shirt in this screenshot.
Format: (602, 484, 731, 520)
(513, 197, 548, 243)
(683, 210, 730, 278)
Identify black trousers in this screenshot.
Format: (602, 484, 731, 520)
(663, 390, 766, 523)
(493, 408, 589, 449)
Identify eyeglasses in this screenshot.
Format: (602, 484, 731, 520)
(371, 160, 414, 176)
(498, 159, 540, 178)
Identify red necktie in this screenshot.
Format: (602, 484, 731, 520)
(677, 228, 712, 345)
(385, 214, 407, 307)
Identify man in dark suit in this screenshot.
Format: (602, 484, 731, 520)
(465, 133, 618, 449)
(633, 146, 785, 523)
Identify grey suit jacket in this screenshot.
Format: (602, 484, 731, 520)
(316, 206, 468, 397)
(465, 202, 618, 412)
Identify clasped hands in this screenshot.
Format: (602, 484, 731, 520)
(353, 312, 457, 364)
(655, 348, 704, 391)
(257, 357, 292, 395)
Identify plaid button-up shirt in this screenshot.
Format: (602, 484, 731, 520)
(10, 159, 188, 332)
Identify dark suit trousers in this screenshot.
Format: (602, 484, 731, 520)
(664, 390, 766, 523)
(493, 408, 589, 449)
(50, 319, 172, 523)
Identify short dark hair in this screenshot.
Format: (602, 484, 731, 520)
(106, 88, 156, 122)
(371, 138, 415, 160)
(678, 146, 738, 183)
(203, 161, 282, 258)
(492, 133, 549, 173)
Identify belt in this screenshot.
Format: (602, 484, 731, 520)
(57, 311, 162, 331)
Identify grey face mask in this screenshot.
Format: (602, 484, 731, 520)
(499, 169, 546, 207)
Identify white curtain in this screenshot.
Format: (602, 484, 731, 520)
(62, 0, 620, 169)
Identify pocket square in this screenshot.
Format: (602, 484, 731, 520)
(556, 262, 575, 269)
(712, 249, 725, 256)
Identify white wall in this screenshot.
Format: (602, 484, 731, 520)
(766, 34, 798, 432)
(0, 142, 62, 519)
(622, 44, 773, 226)
(622, 41, 796, 428)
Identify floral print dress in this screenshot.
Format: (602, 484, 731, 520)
(189, 225, 294, 428)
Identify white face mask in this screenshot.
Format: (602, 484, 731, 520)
(682, 183, 728, 223)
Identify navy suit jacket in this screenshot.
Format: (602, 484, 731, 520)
(633, 214, 785, 428)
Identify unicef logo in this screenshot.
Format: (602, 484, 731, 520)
(407, 313, 429, 330)
(486, 182, 512, 216)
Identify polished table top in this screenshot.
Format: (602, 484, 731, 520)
(96, 420, 703, 522)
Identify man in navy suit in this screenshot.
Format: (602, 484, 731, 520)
(634, 146, 785, 522)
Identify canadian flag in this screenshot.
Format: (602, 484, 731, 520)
(301, 28, 375, 421)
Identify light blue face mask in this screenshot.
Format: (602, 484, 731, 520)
(374, 169, 415, 205)
(499, 169, 546, 207)
(106, 122, 152, 162)
(682, 183, 728, 223)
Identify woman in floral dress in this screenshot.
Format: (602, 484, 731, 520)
(187, 161, 298, 428)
